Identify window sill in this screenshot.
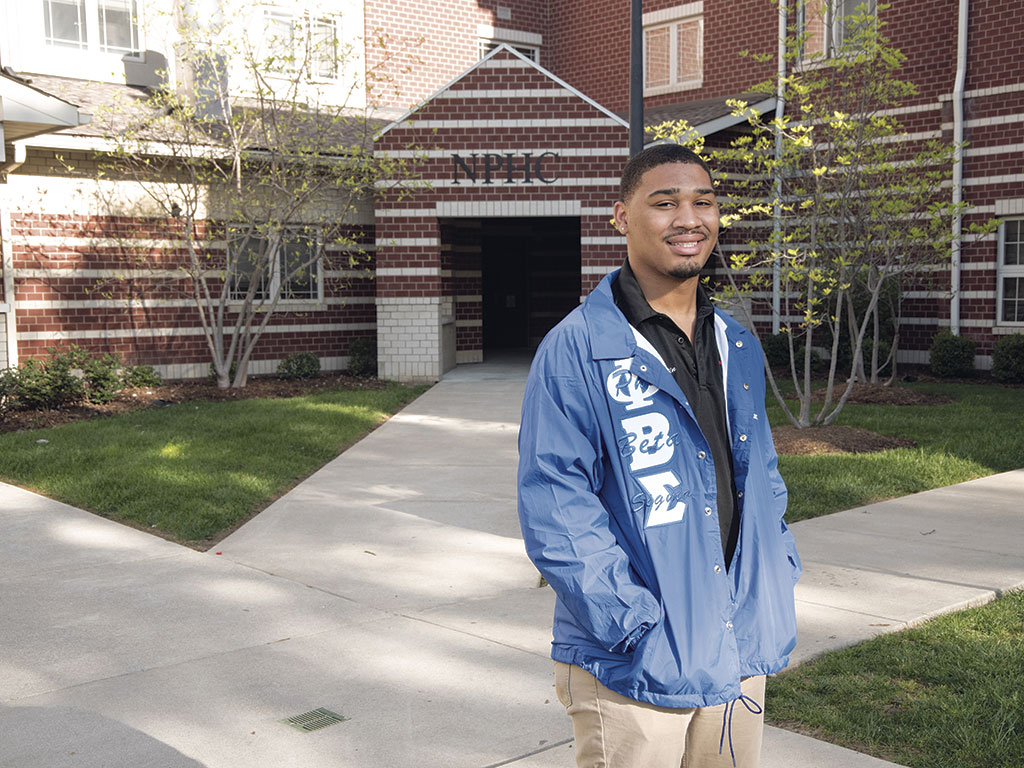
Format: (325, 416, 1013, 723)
(643, 79, 704, 98)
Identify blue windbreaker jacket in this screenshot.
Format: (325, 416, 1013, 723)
(517, 270, 801, 709)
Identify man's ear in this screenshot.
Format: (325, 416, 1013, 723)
(613, 200, 628, 234)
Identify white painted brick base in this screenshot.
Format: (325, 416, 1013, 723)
(377, 296, 443, 382)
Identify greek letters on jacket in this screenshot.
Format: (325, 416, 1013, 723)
(516, 271, 801, 710)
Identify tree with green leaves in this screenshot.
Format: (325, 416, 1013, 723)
(650, 0, 993, 426)
(92, 1, 421, 388)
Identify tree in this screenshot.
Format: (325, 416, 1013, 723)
(92, 1, 421, 388)
(650, 0, 993, 426)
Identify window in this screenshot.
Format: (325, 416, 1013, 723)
(44, 0, 139, 55)
(262, 9, 338, 80)
(798, 0, 877, 60)
(230, 228, 323, 303)
(643, 13, 703, 95)
(44, 0, 87, 49)
(479, 40, 539, 63)
(998, 218, 1024, 324)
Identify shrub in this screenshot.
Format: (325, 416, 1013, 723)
(991, 333, 1024, 384)
(762, 333, 792, 369)
(277, 351, 321, 380)
(929, 330, 976, 378)
(82, 353, 123, 404)
(122, 364, 163, 388)
(347, 337, 377, 377)
(13, 356, 84, 409)
(0, 367, 18, 415)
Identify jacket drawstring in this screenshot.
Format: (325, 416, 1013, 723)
(718, 692, 764, 767)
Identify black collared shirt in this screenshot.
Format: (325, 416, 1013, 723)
(612, 260, 740, 569)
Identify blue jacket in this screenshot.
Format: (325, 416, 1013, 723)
(517, 270, 800, 709)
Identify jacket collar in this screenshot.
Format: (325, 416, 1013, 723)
(582, 269, 753, 362)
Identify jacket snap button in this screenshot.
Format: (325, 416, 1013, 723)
(737, 491, 744, 499)
(697, 450, 707, 460)
(739, 434, 748, 442)
(726, 621, 734, 631)
(714, 565, 722, 574)
(743, 383, 750, 390)
(735, 340, 743, 348)
(640, 365, 647, 372)
(704, 506, 713, 516)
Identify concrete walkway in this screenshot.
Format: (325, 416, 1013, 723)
(1, 358, 1022, 768)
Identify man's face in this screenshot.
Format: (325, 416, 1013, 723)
(613, 162, 719, 287)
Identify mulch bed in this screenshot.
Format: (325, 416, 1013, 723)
(0, 374, 385, 435)
(773, 424, 917, 455)
(811, 382, 954, 406)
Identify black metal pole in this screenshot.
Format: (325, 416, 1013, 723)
(629, 0, 644, 156)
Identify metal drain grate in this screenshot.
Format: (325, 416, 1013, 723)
(283, 708, 349, 733)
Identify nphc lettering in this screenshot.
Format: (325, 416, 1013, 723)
(451, 152, 558, 184)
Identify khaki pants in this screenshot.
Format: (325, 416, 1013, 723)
(554, 662, 765, 768)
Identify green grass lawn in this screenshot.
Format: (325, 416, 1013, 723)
(768, 381, 1024, 522)
(767, 590, 1024, 768)
(0, 382, 426, 545)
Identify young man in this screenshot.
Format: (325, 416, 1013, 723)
(517, 144, 801, 768)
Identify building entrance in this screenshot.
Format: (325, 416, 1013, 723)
(479, 217, 580, 353)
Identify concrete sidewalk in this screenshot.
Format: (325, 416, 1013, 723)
(1, 358, 1021, 768)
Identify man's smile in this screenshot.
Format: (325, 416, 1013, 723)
(664, 231, 707, 256)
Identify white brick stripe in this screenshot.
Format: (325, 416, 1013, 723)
(386, 118, 625, 130)
(376, 147, 629, 159)
(434, 88, 572, 99)
(582, 236, 625, 245)
(376, 296, 443, 305)
(382, 177, 619, 190)
(435, 200, 584, 217)
(18, 321, 375, 342)
(965, 143, 1024, 157)
(582, 264, 620, 275)
(15, 236, 224, 250)
(15, 295, 376, 310)
(376, 267, 441, 276)
(942, 113, 1024, 130)
(375, 238, 439, 247)
(376, 209, 438, 217)
(479, 57, 532, 68)
(939, 81, 1024, 101)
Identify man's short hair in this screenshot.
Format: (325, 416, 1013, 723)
(619, 144, 713, 203)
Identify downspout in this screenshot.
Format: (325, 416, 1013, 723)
(950, 0, 968, 335)
(629, 0, 644, 156)
(772, 0, 788, 334)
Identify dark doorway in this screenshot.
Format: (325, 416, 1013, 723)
(481, 217, 580, 353)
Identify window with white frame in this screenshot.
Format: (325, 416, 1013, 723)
(229, 228, 323, 303)
(44, 0, 139, 55)
(477, 27, 542, 64)
(643, 7, 703, 95)
(797, 0, 877, 60)
(998, 218, 1024, 324)
(479, 39, 539, 62)
(262, 8, 338, 80)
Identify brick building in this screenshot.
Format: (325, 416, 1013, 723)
(1, 0, 1021, 382)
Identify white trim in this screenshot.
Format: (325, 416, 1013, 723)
(965, 143, 1024, 158)
(872, 102, 942, 117)
(475, 25, 543, 46)
(1, 202, 17, 367)
(581, 264, 621, 275)
(995, 199, 1024, 217)
(642, 2, 703, 25)
(581, 236, 624, 245)
(375, 44, 628, 139)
